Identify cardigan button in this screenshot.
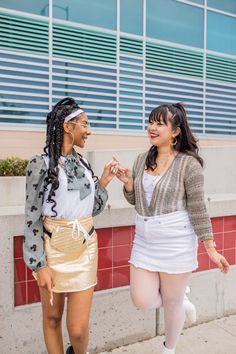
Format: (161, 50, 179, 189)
(144, 218, 148, 221)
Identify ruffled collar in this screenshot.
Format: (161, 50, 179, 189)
(59, 149, 92, 200)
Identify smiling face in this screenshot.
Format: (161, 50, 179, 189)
(67, 112, 91, 148)
(147, 108, 179, 148)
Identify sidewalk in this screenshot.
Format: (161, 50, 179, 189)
(99, 314, 236, 354)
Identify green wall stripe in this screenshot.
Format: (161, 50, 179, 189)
(146, 54, 203, 68)
(53, 23, 116, 65)
(206, 54, 236, 84)
(0, 11, 48, 54)
(120, 36, 143, 55)
(1, 10, 236, 87)
(146, 42, 203, 78)
(53, 26, 116, 43)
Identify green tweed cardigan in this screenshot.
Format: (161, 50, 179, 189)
(123, 151, 213, 242)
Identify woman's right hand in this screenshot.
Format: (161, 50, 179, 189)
(36, 267, 55, 292)
(116, 167, 133, 191)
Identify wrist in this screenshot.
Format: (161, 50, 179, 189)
(204, 240, 217, 254)
(206, 247, 217, 255)
(124, 179, 133, 186)
(124, 181, 133, 192)
(35, 265, 48, 273)
(99, 177, 109, 189)
(204, 240, 216, 250)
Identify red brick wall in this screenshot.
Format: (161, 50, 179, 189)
(14, 216, 236, 306)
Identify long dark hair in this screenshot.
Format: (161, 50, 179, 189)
(43, 97, 98, 216)
(145, 102, 203, 170)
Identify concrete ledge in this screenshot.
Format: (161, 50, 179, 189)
(2, 194, 236, 227)
(206, 193, 236, 217)
(94, 193, 236, 228)
(0, 205, 24, 216)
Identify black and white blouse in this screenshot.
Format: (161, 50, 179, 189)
(23, 153, 108, 272)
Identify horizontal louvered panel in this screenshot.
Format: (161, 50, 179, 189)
(206, 92, 236, 100)
(145, 72, 204, 134)
(53, 24, 116, 65)
(119, 81, 143, 88)
(206, 110, 236, 117)
(53, 89, 115, 99)
(0, 11, 48, 54)
(206, 96, 236, 105)
(147, 42, 203, 60)
(120, 36, 143, 55)
(205, 82, 236, 135)
(0, 26, 235, 137)
(205, 128, 236, 134)
(146, 42, 203, 78)
(206, 54, 236, 84)
(120, 54, 143, 64)
(53, 65, 116, 78)
(0, 51, 49, 125)
(52, 57, 117, 127)
(146, 86, 203, 96)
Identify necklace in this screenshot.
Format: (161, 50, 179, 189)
(156, 152, 174, 164)
(154, 152, 176, 176)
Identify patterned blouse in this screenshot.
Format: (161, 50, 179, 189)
(23, 153, 108, 272)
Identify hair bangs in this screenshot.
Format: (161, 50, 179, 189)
(149, 105, 170, 125)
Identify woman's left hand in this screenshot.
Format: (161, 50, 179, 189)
(207, 249, 230, 273)
(99, 156, 121, 188)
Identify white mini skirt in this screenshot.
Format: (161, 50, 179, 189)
(130, 210, 198, 274)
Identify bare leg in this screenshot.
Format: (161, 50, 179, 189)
(66, 287, 94, 354)
(130, 265, 162, 309)
(40, 288, 65, 354)
(159, 272, 191, 350)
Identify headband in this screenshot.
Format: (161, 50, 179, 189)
(64, 108, 84, 122)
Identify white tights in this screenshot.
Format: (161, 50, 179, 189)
(130, 265, 191, 350)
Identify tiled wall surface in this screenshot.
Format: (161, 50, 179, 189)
(14, 216, 236, 306)
(197, 216, 236, 271)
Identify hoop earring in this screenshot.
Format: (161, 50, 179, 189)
(68, 131, 75, 147)
(171, 136, 178, 146)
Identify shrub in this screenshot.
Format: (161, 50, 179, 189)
(0, 157, 29, 176)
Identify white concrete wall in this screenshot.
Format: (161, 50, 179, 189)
(1, 129, 236, 159)
(201, 146, 236, 194)
(88, 145, 236, 198)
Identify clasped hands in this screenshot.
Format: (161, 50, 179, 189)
(99, 155, 132, 189)
(107, 156, 132, 184)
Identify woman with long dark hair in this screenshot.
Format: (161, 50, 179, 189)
(116, 103, 229, 354)
(23, 97, 118, 354)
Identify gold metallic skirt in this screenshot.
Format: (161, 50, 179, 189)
(42, 216, 98, 293)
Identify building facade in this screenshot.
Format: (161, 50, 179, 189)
(0, 0, 236, 159)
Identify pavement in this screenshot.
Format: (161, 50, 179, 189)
(99, 314, 236, 354)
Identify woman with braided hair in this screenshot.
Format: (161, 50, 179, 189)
(23, 97, 119, 354)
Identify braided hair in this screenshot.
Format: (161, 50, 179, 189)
(146, 102, 203, 171)
(43, 97, 98, 216)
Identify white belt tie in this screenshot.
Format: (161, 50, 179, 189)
(56, 220, 93, 260)
(66, 220, 91, 241)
